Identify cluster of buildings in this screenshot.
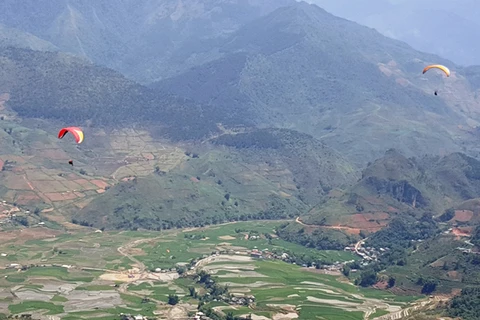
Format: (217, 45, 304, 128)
(228, 293, 256, 306)
(456, 239, 479, 254)
(344, 243, 388, 262)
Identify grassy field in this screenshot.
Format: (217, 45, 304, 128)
(0, 220, 425, 319)
(135, 221, 358, 270)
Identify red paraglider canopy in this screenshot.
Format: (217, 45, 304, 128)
(58, 127, 84, 144)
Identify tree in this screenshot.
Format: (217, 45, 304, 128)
(176, 266, 186, 275)
(438, 208, 455, 222)
(388, 276, 396, 288)
(167, 294, 179, 305)
(358, 269, 377, 287)
(15, 216, 29, 227)
(188, 286, 196, 297)
(421, 279, 438, 294)
(226, 312, 235, 320)
(342, 265, 351, 277)
(472, 225, 480, 246)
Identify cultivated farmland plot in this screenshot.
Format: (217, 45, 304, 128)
(0, 221, 423, 319)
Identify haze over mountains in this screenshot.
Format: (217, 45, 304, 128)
(306, 0, 480, 67)
(0, 0, 292, 83)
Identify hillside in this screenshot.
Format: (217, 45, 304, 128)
(211, 128, 359, 204)
(301, 149, 480, 228)
(272, 149, 480, 297)
(0, 0, 293, 83)
(74, 128, 358, 230)
(0, 46, 243, 140)
(0, 42, 363, 232)
(0, 23, 57, 51)
(152, 2, 480, 166)
(3, 2, 480, 168)
(307, 0, 480, 66)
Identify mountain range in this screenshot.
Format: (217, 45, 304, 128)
(2, 1, 480, 168)
(0, 1, 480, 237)
(2, 1, 480, 303)
(0, 0, 292, 84)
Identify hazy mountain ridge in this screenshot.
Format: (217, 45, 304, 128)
(0, 46, 252, 141)
(306, 0, 480, 66)
(0, 0, 294, 83)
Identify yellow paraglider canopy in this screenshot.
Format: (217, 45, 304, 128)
(422, 64, 450, 77)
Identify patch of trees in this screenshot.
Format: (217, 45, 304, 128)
(356, 268, 377, 287)
(71, 218, 93, 227)
(416, 276, 438, 294)
(448, 287, 480, 320)
(367, 212, 439, 249)
(462, 154, 480, 180)
(14, 216, 29, 227)
(104, 203, 298, 232)
(275, 223, 353, 251)
(471, 225, 480, 246)
(437, 208, 455, 222)
(167, 294, 179, 305)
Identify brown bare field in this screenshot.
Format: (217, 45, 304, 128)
(30, 180, 67, 193)
(4, 175, 32, 190)
(90, 180, 110, 189)
(343, 212, 389, 231)
(373, 280, 389, 290)
(4, 155, 27, 163)
(44, 192, 80, 202)
(327, 189, 344, 198)
(0, 228, 60, 244)
(322, 225, 362, 235)
(14, 192, 42, 205)
(453, 210, 473, 222)
(60, 180, 84, 191)
(142, 153, 155, 160)
(35, 148, 70, 160)
(447, 271, 461, 281)
(24, 169, 55, 181)
(0, 127, 186, 229)
(72, 179, 97, 190)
